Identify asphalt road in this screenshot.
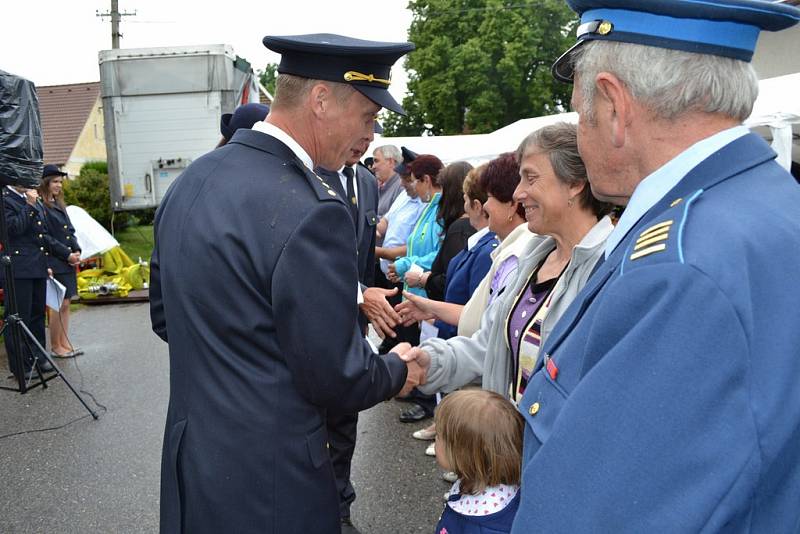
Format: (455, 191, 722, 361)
(0, 303, 446, 533)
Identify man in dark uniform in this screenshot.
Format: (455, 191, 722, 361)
(504, 1, 800, 531)
(150, 34, 420, 534)
(1, 178, 78, 379)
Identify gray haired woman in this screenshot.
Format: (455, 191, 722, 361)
(400, 122, 614, 402)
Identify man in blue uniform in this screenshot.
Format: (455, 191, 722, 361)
(150, 34, 419, 534)
(511, 1, 800, 532)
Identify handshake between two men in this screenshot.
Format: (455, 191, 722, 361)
(359, 286, 434, 398)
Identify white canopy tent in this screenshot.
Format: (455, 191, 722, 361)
(371, 73, 800, 170)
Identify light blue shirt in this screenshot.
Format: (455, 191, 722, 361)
(380, 191, 425, 274)
(605, 125, 749, 258)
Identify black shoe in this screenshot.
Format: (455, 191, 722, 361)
(341, 517, 362, 534)
(24, 368, 38, 381)
(399, 403, 432, 423)
(37, 360, 55, 373)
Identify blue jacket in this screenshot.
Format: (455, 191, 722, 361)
(150, 129, 408, 534)
(0, 188, 71, 279)
(394, 192, 444, 297)
(435, 230, 498, 339)
(513, 133, 800, 532)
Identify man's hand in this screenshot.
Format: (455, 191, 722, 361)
(24, 189, 39, 206)
(397, 347, 431, 397)
(399, 357, 428, 397)
(360, 287, 400, 338)
(67, 252, 81, 265)
(395, 291, 435, 325)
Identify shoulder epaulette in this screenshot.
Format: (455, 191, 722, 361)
(622, 189, 704, 272)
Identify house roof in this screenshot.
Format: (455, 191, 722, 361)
(37, 82, 101, 166)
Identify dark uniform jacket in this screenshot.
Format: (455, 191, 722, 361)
(514, 133, 800, 532)
(150, 129, 408, 534)
(42, 203, 81, 274)
(0, 188, 70, 279)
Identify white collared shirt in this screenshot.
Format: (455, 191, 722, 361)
(605, 125, 749, 258)
(338, 165, 360, 207)
(467, 226, 490, 250)
(251, 121, 314, 171)
(6, 185, 26, 199)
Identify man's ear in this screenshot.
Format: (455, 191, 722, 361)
(594, 72, 632, 148)
(308, 82, 331, 119)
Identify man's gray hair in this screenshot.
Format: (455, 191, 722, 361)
(574, 40, 758, 123)
(374, 145, 402, 164)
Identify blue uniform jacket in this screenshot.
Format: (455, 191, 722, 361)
(0, 189, 70, 279)
(149, 129, 408, 534)
(513, 133, 800, 532)
(435, 231, 498, 339)
(42, 203, 81, 274)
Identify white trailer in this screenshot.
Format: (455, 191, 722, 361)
(98, 44, 259, 211)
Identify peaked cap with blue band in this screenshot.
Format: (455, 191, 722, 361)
(263, 33, 414, 114)
(552, 0, 800, 83)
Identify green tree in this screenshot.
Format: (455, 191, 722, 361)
(64, 161, 130, 231)
(258, 62, 278, 97)
(383, 0, 577, 136)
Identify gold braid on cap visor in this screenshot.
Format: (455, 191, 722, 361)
(343, 70, 391, 86)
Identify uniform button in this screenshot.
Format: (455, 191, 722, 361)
(37, 221, 42, 225)
(14, 250, 19, 254)
(529, 402, 540, 416)
(45, 252, 49, 256)
(38, 233, 43, 238)
(528, 297, 537, 304)
(63, 225, 68, 229)
(514, 329, 519, 338)
(66, 236, 71, 240)
(521, 310, 527, 318)
(39, 246, 44, 251)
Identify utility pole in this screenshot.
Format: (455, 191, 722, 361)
(96, 0, 137, 49)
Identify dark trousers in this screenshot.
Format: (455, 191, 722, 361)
(326, 411, 359, 520)
(2, 277, 47, 374)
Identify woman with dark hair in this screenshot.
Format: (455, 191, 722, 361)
(404, 161, 475, 302)
(37, 166, 82, 358)
(387, 154, 446, 299)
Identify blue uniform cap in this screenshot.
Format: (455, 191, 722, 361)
(552, 0, 800, 83)
(394, 146, 419, 175)
(42, 164, 67, 178)
(263, 33, 414, 115)
(220, 103, 270, 140)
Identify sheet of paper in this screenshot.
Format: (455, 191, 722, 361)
(46, 276, 67, 311)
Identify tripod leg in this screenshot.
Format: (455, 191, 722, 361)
(16, 319, 99, 419)
(19, 327, 47, 388)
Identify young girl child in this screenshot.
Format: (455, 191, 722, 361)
(434, 389, 523, 534)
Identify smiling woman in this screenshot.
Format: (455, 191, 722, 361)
(399, 122, 615, 404)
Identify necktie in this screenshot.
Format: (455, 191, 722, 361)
(342, 166, 358, 225)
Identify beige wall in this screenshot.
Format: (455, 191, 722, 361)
(64, 95, 107, 177)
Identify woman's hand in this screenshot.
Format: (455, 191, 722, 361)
(387, 263, 400, 283)
(404, 269, 426, 288)
(395, 291, 436, 325)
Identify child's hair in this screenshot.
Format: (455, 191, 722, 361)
(435, 389, 524, 495)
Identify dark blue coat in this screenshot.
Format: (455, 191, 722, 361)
(0, 188, 70, 279)
(42, 203, 80, 274)
(513, 133, 800, 532)
(435, 230, 498, 339)
(150, 129, 408, 534)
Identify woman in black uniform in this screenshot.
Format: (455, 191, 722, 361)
(37, 165, 82, 357)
